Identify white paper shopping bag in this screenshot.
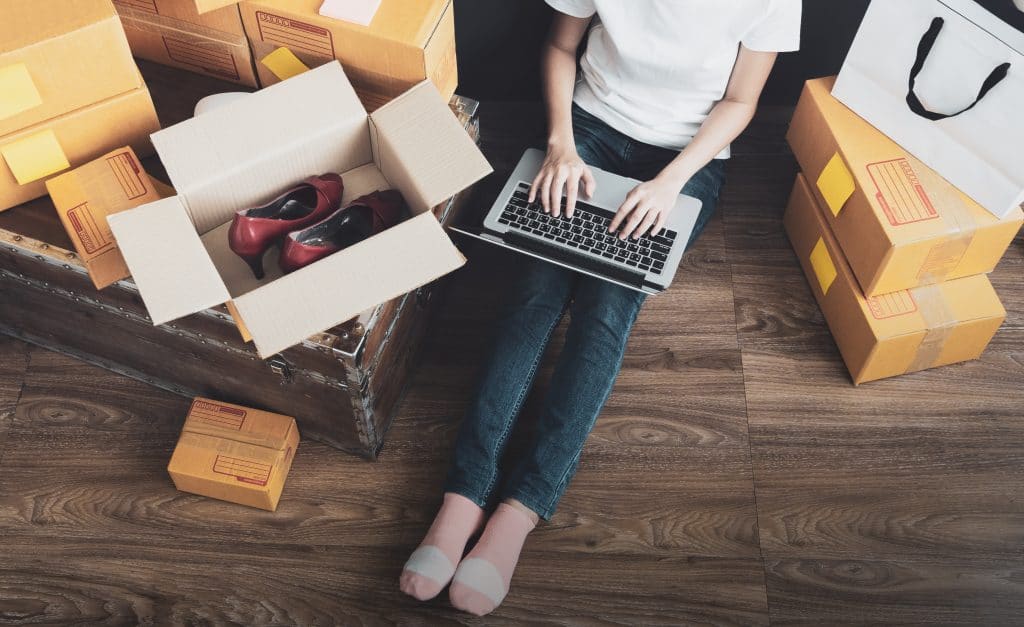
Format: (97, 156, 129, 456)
(833, 0, 1024, 219)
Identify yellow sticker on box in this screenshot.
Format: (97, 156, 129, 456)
(0, 64, 43, 121)
(816, 153, 856, 217)
(260, 48, 311, 82)
(1, 129, 71, 185)
(809, 237, 837, 296)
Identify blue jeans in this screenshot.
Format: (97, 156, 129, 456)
(444, 104, 726, 520)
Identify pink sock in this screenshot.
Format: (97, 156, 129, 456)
(400, 493, 485, 601)
(449, 502, 537, 616)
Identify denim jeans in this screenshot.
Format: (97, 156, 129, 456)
(444, 104, 726, 520)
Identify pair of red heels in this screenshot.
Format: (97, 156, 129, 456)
(228, 173, 407, 278)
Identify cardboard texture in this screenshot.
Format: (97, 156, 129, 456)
(240, 0, 458, 110)
(167, 397, 299, 511)
(108, 62, 492, 359)
(0, 0, 143, 137)
(785, 174, 1005, 385)
(787, 77, 1024, 297)
(46, 147, 171, 289)
(1, 86, 161, 212)
(115, 2, 258, 87)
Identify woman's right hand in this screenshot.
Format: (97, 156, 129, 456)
(528, 144, 597, 218)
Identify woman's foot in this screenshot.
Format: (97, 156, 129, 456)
(449, 500, 538, 616)
(400, 493, 485, 601)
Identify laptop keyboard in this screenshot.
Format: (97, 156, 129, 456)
(497, 183, 678, 275)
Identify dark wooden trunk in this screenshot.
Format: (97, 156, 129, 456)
(0, 98, 480, 460)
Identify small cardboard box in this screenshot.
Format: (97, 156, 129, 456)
(168, 397, 299, 511)
(0, 0, 143, 138)
(786, 77, 1023, 297)
(108, 61, 491, 359)
(785, 173, 1005, 385)
(114, 1, 258, 87)
(46, 147, 172, 290)
(240, 0, 458, 110)
(1, 85, 161, 212)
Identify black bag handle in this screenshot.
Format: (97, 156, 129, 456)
(906, 17, 1012, 121)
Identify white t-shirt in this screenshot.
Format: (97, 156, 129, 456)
(546, 0, 802, 158)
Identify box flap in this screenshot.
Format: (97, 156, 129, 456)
(108, 197, 231, 324)
(150, 62, 370, 234)
(234, 211, 465, 357)
(369, 81, 492, 214)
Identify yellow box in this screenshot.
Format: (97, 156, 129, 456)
(240, 0, 458, 110)
(786, 77, 1023, 297)
(168, 398, 299, 511)
(785, 173, 1006, 385)
(46, 147, 172, 289)
(1, 85, 161, 212)
(0, 0, 143, 137)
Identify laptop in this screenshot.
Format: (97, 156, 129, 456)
(451, 148, 703, 294)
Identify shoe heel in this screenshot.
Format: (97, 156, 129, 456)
(239, 253, 266, 280)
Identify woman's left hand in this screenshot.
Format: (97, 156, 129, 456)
(609, 176, 685, 240)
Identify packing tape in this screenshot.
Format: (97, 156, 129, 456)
(1, 129, 70, 185)
(261, 48, 311, 82)
(0, 64, 43, 121)
(117, 5, 246, 43)
(917, 185, 978, 285)
(905, 283, 958, 373)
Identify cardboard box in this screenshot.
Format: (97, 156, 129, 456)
(240, 0, 458, 110)
(1, 86, 161, 212)
(168, 397, 299, 511)
(786, 77, 1023, 297)
(0, 0, 143, 137)
(133, 0, 240, 14)
(46, 147, 173, 290)
(785, 173, 1005, 385)
(114, 1, 258, 87)
(108, 62, 491, 359)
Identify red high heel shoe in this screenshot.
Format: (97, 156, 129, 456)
(278, 190, 408, 275)
(228, 173, 344, 279)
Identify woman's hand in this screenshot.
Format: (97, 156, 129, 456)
(610, 175, 685, 240)
(528, 145, 597, 218)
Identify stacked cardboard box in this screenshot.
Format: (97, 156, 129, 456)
(0, 0, 161, 212)
(239, 0, 458, 110)
(113, 0, 258, 87)
(785, 77, 1024, 384)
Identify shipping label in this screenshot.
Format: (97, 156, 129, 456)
(114, 0, 158, 13)
(256, 12, 335, 59)
(867, 290, 918, 320)
(163, 36, 241, 81)
(67, 203, 115, 255)
(191, 399, 247, 430)
(867, 159, 939, 226)
(212, 455, 272, 486)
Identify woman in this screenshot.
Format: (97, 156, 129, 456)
(401, 0, 801, 616)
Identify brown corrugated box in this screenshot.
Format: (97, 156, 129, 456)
(168, 397, 299, 511)
(785, 173, 1005, 385)
(0, 0, 143, 137)
(786, 77, 1023, 297)
(114, 0, 258, 87)
(1, 85, 161, 212)
(240, 0, 457, 110)
(46, 147, 173, 289)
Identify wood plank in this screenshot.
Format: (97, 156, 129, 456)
(765, 557, 1024, 626)
(0, 336, 30, 460)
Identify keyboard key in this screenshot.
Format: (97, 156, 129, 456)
(642, 256, 653, 265)
(499, 218, 510, 224)
(652, 251, 668, 262)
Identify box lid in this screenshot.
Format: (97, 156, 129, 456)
(1, 0, 117, 52)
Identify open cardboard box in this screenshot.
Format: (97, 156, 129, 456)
(108, 61, 491, 358)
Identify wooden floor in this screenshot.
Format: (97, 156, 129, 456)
(2, 67, 1023, 625)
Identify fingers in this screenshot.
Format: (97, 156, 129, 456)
(619, 205, 652, 240)
(565, 176, 579, 219)
(581, 168, 597, 200)
(636, 209, 660, 239)
(528, 169, 543, 204)
(549, 169, 569, 217)
(610, 190, 639, 233)
(652, 213, 668, 238)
